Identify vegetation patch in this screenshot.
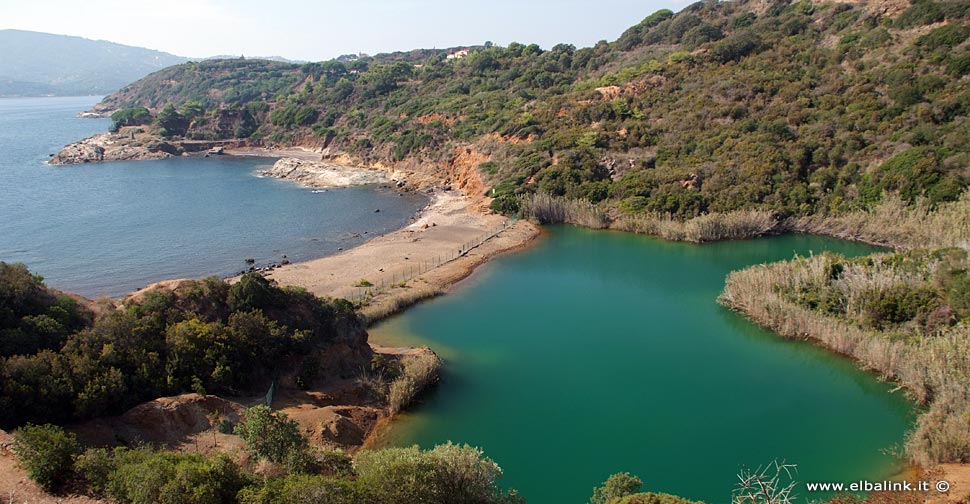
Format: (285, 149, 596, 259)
(720, 247, 970, 465)
(0, 266, 361, 428)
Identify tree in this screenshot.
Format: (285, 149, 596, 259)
(154, 104, 185, 137)
(11, 423, 80, 491)
(109, 107, 150, 132)
(234, 405, 307, 464)
(590, 472, 644, 504)
(178, 101, 205, 120)
(228, 273, 278, 312)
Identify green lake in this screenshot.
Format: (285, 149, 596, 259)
(370, 226, 917, 504)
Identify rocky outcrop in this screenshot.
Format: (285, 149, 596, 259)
(50, 129, 253, 165)
(260, 158, 389, 187)
(50, 132, 177, 164)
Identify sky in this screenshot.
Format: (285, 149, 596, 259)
(0, 0, 690, 61)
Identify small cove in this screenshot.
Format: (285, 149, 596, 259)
(0, 96, 427, 297)
(371, 226, 917, 504)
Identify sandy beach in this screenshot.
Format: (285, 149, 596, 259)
(266, 191, 539, 322)
(224, 146, 541, 323)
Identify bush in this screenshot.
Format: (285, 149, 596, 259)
(11, 423, 80, 491)
(710, 31, 761, 63)
(489, 193, 521, 214)
(590, 472, 644, 504)
(0, 262, 90, 358)
(74, 447, 116, 495)
(270, 103, 319, 128)
(896, 0, 945, 28)
(228, 273, 280, 312)
(862, 285, 941, 329)
(861, 147, 963, 206)
(106, 450, 247, 504)
(613, 493, 702, 504)
(237, 474, 373, 504)
(234, 405, 307, 464)
(354, 443, 523, 504)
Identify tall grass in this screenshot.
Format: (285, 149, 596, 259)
(519, 193, 779, 242)
(359, 285, 443, 325)
(519, 193, 610, 229)
(789, 191, 970, 250)
(520, 190, 970, 248)
(719, 254, 970, 465)
(613, 209, 779, 243)
(388, 350, 442, 414)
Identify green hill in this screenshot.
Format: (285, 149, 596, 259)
(93, 0, 970, 220)
(0, 30, 188, 96)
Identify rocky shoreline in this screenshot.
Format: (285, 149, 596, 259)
(259, 157, 391, 187)
(49, 128, 250, 165)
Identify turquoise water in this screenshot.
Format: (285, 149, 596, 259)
(371, 227, 917, 504)
(0, 96, 426, 297)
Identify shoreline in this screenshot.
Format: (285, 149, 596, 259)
(221, 146, 541, 326)
(261, 189, 540, 325)
(41, 133, 969, 497)
(99, 144, 540, 461)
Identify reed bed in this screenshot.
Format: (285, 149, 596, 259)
(719, 253, 970, 465)
(388, 350, 442, 414)
(519, 193, 779, 242)
(789, 191, 970, 250)
(613, 209, 779, 243)
(519, 193, 610, 229)
(360, 285, 444, 325)
(520, 190, 970, 248)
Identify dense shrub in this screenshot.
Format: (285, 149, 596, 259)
(237, 474, 373, 504)
(612, 493, 703, 504)
(590, 472, 643, 504)
(106, 450, 248, 504)
(860, 148, 964, 206)
(0, 270, 361, 429)
(862, 285, 941, 329)
(91, 0, 970, 223)
(11, 424, 80, 492)
(109, 107, 150, 132)
(710, 31, 761, 63)
(234, 406, 308, 465)
(74, 447, 116, 496)
(354, 443, 523, 504)
(0, 262, 90, 357)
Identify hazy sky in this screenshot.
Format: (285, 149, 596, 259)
(1, 0, 689, 61)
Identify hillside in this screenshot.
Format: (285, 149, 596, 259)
(0, 30, 187, 96)
(83, 0, 970, 223)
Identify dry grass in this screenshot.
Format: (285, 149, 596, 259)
(359, 285, 443, 325)
(789, 191, 970, 250)
(388, 350, 442, 414)
(613, 209, 779, 243)
(519, 193, 610, 229)
(519, 193, 779, 242)
(522, 190, 970, 248)
(719, 254, 970, 465)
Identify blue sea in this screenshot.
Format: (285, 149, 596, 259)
(0, 96, 427, 298)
